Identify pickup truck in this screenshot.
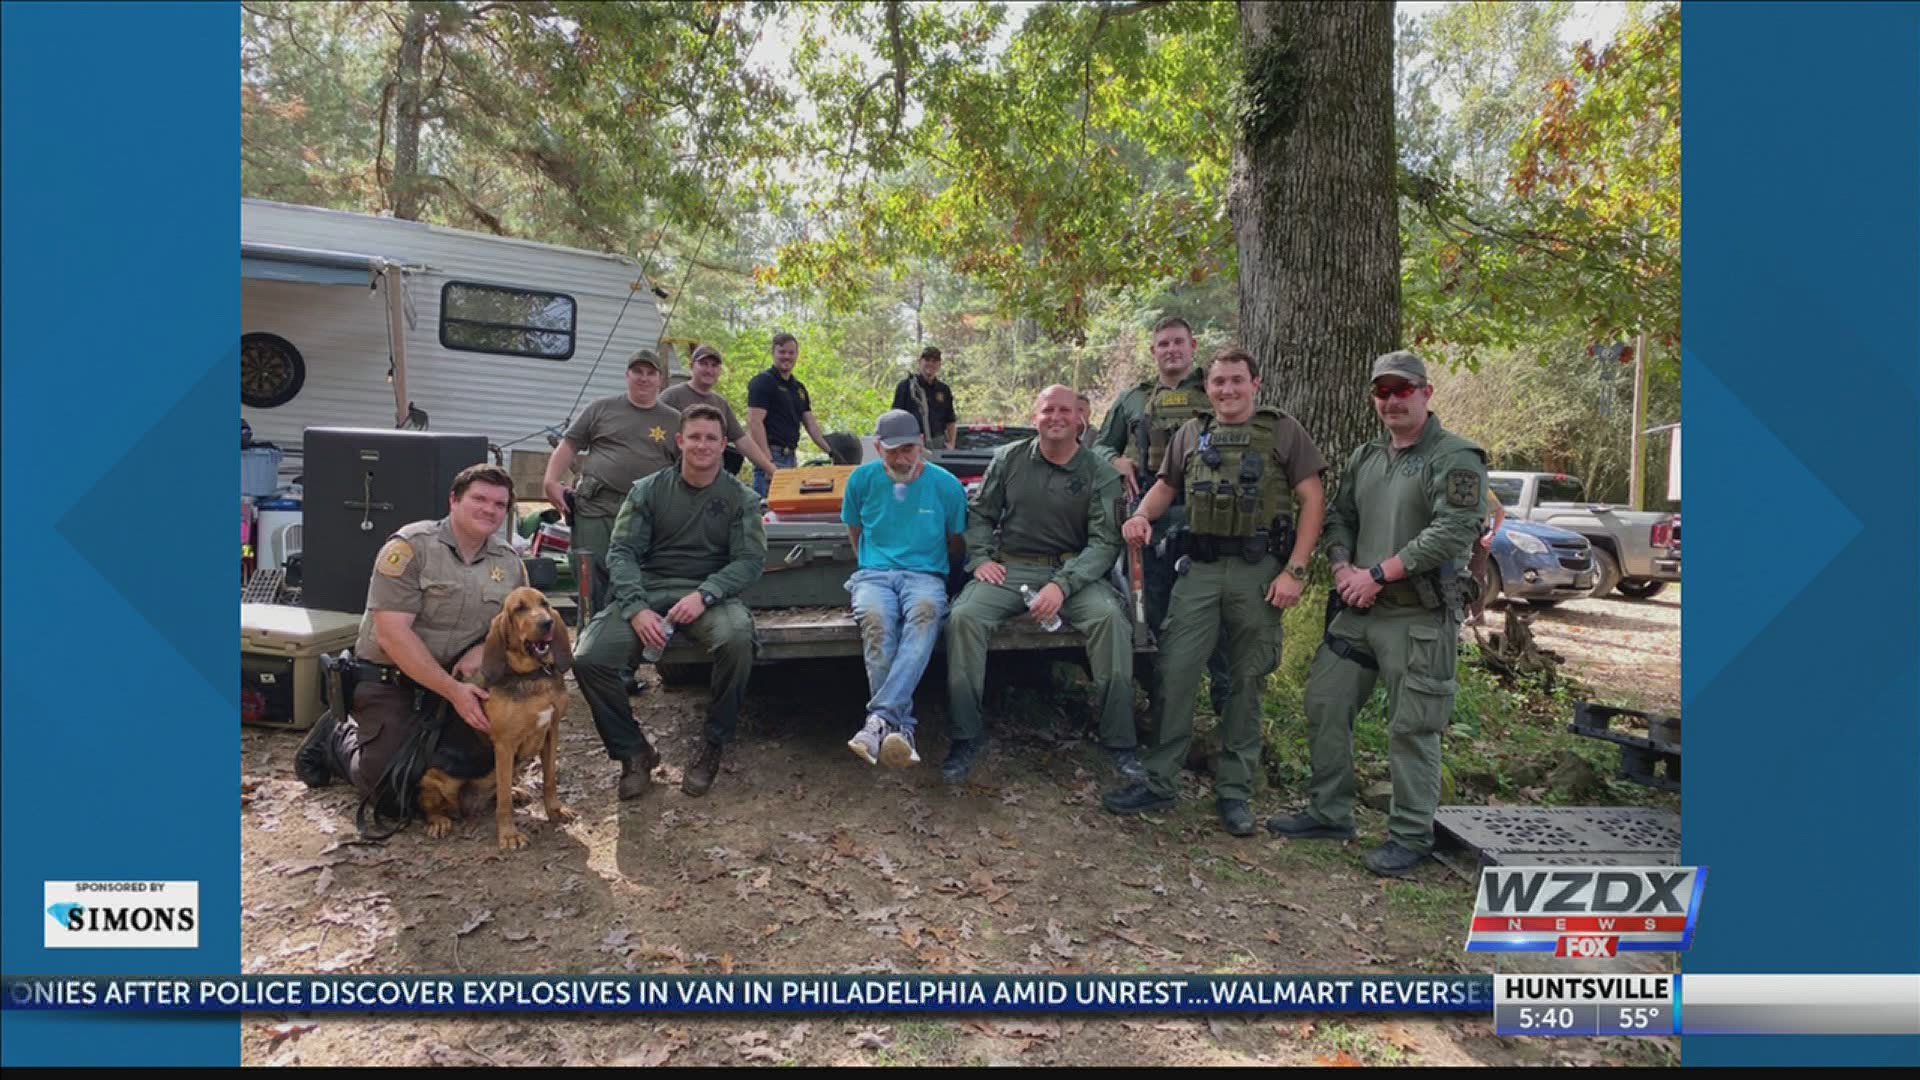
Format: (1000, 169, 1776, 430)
(1488, 471, 1681, 600)
(653, 425, 1150, 680)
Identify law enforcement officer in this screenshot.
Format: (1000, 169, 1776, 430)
(543, 348, 681, 623)
(1102, 347, 1327, 835)
(1091, 315, 1230, 732)
(295, 464, 528, 801)
(891, 345, 958, 449)
(1267, 351, 1489, 876)
(747, 331, 835, 497)
(661, 343, 779, 480)
(572, 405, 767, 799)
(942, 385, 1134, 784)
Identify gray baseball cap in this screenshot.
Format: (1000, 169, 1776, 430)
(874, 409, 924, 449)
(1370, 350, 1429, 384)
(627, 348, 663, 372)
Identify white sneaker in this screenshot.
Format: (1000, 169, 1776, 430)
(847, 714, 885, 766)
(880, 726, 920, 768)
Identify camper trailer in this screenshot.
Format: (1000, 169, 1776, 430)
(240, 198, 666, 488)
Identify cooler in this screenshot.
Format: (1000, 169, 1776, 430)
(766, 466, 857, 515)
(241, 604, 362, 730)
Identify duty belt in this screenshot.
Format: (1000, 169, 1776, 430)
(353, 660, 416, 690)
(769, 444, 797, 455)
(1376, 581, 1425, 607)
(999, 551, 1067, 568)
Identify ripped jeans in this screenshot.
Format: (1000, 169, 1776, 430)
(846, 568, 950, 736)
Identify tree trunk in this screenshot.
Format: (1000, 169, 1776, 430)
(1230, 0, 1399, 472)
(390, 2, 431, 220)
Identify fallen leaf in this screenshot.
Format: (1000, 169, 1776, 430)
(1315, 1051, 1362, 1067)
(1337, 913, 1359, 932)
(1045, 921, 1074, 958)
(900, 926, 922, 949)
(717, 952, 735, 975)
(314, 868, 334, 897)
(503, 928, 533, 943)
(1377, 1023, 1420, 1053)
(260, 1021, 317, 1048)
(778, 1023, 811, 1051)
(849, 1028, 891, 1050)
(725, 1030, 771, 1050)
(999, 1021, 1058, 1039)
(458, 910, 492, 936)
(1264, 928, 1283, 944)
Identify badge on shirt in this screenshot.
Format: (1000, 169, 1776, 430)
(705, 497, 730, 520)
(490, 566, 506, 583)
(1067, 476, 1087, 495)
(936, 390, 947, 403)
(1158, 392, 1189, 407)
(375, 539, 414, 578)
(649, 425, 667, 442)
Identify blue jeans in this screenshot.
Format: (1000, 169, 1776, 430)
(753, 445, 798, 497)
(846, 568, 949, 735)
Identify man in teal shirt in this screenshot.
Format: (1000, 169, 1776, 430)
(842, 409, 969, 769)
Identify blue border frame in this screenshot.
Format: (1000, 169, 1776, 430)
(1685, 2, 1920, 1067)
(1, 1, 238, 1066)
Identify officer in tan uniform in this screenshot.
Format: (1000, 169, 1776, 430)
(296, 464, 527, 801)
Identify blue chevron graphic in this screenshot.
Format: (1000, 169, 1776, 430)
(54, 354, 235, 706)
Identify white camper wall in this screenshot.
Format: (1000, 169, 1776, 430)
(241, 199, 664, 471)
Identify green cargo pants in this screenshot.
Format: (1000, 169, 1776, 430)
(574, 577, 756, 757)
(570, 513, 615, 624)
(1139, 506, 1231, 735)
(1138, 553, 1284, 801)
(945, 563, 1134, 747)
(1302, 600, 1459, 853)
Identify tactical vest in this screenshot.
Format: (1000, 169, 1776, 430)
(1183, 408, 1289, 539)
(1132, 380, 1208, 472)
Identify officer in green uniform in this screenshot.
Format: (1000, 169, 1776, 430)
(1091, 315, 1230, 731)
(572, 405, 767, 800)
(295, 464, 528, 801)
(1267, 351, 1488, 877)
(942, 385, 1133, 784)
(1102, 348, 1328, 834)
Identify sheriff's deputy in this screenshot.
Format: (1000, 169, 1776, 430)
(1267, 351, 1488, 876)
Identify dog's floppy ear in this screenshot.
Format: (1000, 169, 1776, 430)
(479, 607, 512, 686)
(549, 608, 574, 675)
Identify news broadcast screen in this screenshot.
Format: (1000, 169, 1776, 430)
(2, 1, 1916, 1069)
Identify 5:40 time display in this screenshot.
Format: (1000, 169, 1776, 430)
(1516, 1006, 1576, 1030)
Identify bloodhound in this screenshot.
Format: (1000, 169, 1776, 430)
(418, 586, 575, 850)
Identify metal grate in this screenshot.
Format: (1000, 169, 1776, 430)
(242, 568, 288, 604)
(1435, 806, 1681, 870)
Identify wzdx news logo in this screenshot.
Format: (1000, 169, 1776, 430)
(44, 881, 199, 948)
(1465, 866, 1705, 956)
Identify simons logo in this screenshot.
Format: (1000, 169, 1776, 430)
(44, 881, 199, 949)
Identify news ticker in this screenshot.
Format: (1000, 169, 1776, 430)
(4, 974, 1916, 1034)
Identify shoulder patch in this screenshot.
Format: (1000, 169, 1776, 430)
(375, 539, 415, 578)
(1446, 468, 1482, 509)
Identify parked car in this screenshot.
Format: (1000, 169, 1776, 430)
(1488, 471, 1680, 599)
(1487, 519, 1595, 607)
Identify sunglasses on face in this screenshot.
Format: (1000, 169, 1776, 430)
(1372, 381, 1422, 400)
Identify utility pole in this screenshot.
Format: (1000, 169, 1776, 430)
(1629, 331, 1648, 510)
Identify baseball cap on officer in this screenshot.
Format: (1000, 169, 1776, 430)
(1370, 350, 1428, 385)
(690, 343, 722, 364)
(627, 348, 663, 372)
(874, 409, 924, 449)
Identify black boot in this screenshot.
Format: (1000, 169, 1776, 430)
(295, 710, 341, 788)
(682, 741, 724, 797)
(617, 738, 661, 801)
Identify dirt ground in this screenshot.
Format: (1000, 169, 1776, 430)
(239, 591, 1681, 1067)
(1502, 585, 1682, 715)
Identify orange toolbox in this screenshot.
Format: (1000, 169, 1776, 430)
(766, 465, 857, 514)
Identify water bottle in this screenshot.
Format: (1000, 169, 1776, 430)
(1019, 584, 1063, 632)
(641, 622, 675, 663)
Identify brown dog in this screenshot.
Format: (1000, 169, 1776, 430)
(418, 586, 575, 850)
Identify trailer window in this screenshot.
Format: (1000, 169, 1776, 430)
(440, 281, 576, 360)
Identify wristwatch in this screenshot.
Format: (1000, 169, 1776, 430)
(1368, 565, 1388, 586)
(1285, 562, 1308, 581)
(698, 589, 718, 607)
